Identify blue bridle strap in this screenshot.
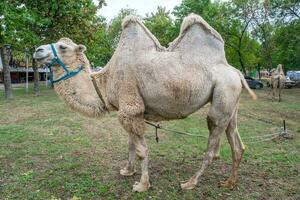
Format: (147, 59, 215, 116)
(47, 43, 83, 84)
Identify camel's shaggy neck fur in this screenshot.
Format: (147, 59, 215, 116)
(53, 41, 106, 117)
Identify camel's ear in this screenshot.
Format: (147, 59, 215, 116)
(76, 44, 87, 53)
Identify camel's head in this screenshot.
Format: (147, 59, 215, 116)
(33, 38, 86, 67)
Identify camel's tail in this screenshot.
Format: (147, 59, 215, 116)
(237, 70, 257, 101)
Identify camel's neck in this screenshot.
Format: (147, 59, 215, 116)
(277, 66, 284, 74)
(53, 58, 107, 117)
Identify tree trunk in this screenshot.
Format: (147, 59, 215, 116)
(268, 53, 273, 71)
(257, 65, 261, 80)
(32, 58, 40, 96)
(1, 46, 13, 99)
(238, 50, 246, 75)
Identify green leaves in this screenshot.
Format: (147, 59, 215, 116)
(272, 21, 300, 71)
(1, 0, 101, 53)
(0, 0, 298, 72)
(144, 6, 176, 47)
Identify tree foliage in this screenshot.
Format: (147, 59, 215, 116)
(144, 6, 176, 47)
(0, 0, 299, 74)
(0, 0, 105, 62)
(272, 21, 300, 71)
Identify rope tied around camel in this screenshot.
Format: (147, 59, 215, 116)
(145, 119, 292, 144)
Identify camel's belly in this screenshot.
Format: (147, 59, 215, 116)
(143, 95, 209, 121)
(133, 52, 214, 121)
(141, 78, 212, 121)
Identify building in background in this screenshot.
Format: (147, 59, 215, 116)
(0, 57, 49, 83)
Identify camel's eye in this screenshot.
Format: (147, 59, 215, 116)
(59, 45, 67, 50)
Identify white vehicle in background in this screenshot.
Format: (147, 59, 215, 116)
(285, 76, 296, 88)
(287, 71, 300, 81)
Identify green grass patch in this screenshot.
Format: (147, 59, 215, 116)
(0, 86, 299, 199)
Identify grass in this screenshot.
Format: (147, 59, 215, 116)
(0, 86, 299, 199)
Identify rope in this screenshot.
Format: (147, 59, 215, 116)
(159, 127, 208, 138)
(145, 121, 208, 141)
(145, 121, 285, 144)
(239, 112, 277, 125)
(242, 132, 280, 139)
(244, 135, 279, 144)
(91, 76, 109, 112)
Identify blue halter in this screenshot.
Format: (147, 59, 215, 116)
(47, 44, 83, 84)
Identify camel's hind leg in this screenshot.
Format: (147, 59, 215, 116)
(278, 87, 282, 102)
(272, 87, 276, 101)
(180, 115, 229, 190)
(272, 81, 278, 101)
(220, 108, 245, 189)
(181, 84, 240, 190)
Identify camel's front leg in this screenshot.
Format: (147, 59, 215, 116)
(213, 139, 221, 160)
(132, 135, 150, 192)
(118, 92, 150, 192)
(118, 114, 150, 192)
(120, 134, 136, 176)
(278, 88, 282, 102)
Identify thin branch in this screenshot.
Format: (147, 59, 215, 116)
(288, 7, 300, 19)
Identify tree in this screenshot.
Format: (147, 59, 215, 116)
(172, 0, 260, 74)
(144, 6, 176, 47)
(272, 21, 300, 71)
(0, 45, 13, 99)
(173, 0, 212, 22)
(86, 16, 114, 67)
(248, 1, 276, 71)
(172, 0, 219, 35)
(271, 0, 300, 22)
(1, 0, 105, 94)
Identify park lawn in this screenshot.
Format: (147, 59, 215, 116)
(0, 86, 299, 200)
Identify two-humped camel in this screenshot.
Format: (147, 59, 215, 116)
(270, 64, 286, 102)
(33, 14, 257, 192)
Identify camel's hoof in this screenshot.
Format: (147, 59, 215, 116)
(120, 168, 136, 176)
(220, 179, 236, 190)
(132, 181, 150, 192)
(180, 179, 197, 190)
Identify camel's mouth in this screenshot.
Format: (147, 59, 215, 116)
(34, 54, 51, 64)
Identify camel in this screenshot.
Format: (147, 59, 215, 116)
(270, 64, 285, 102)
(33, 14, 257, 192)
